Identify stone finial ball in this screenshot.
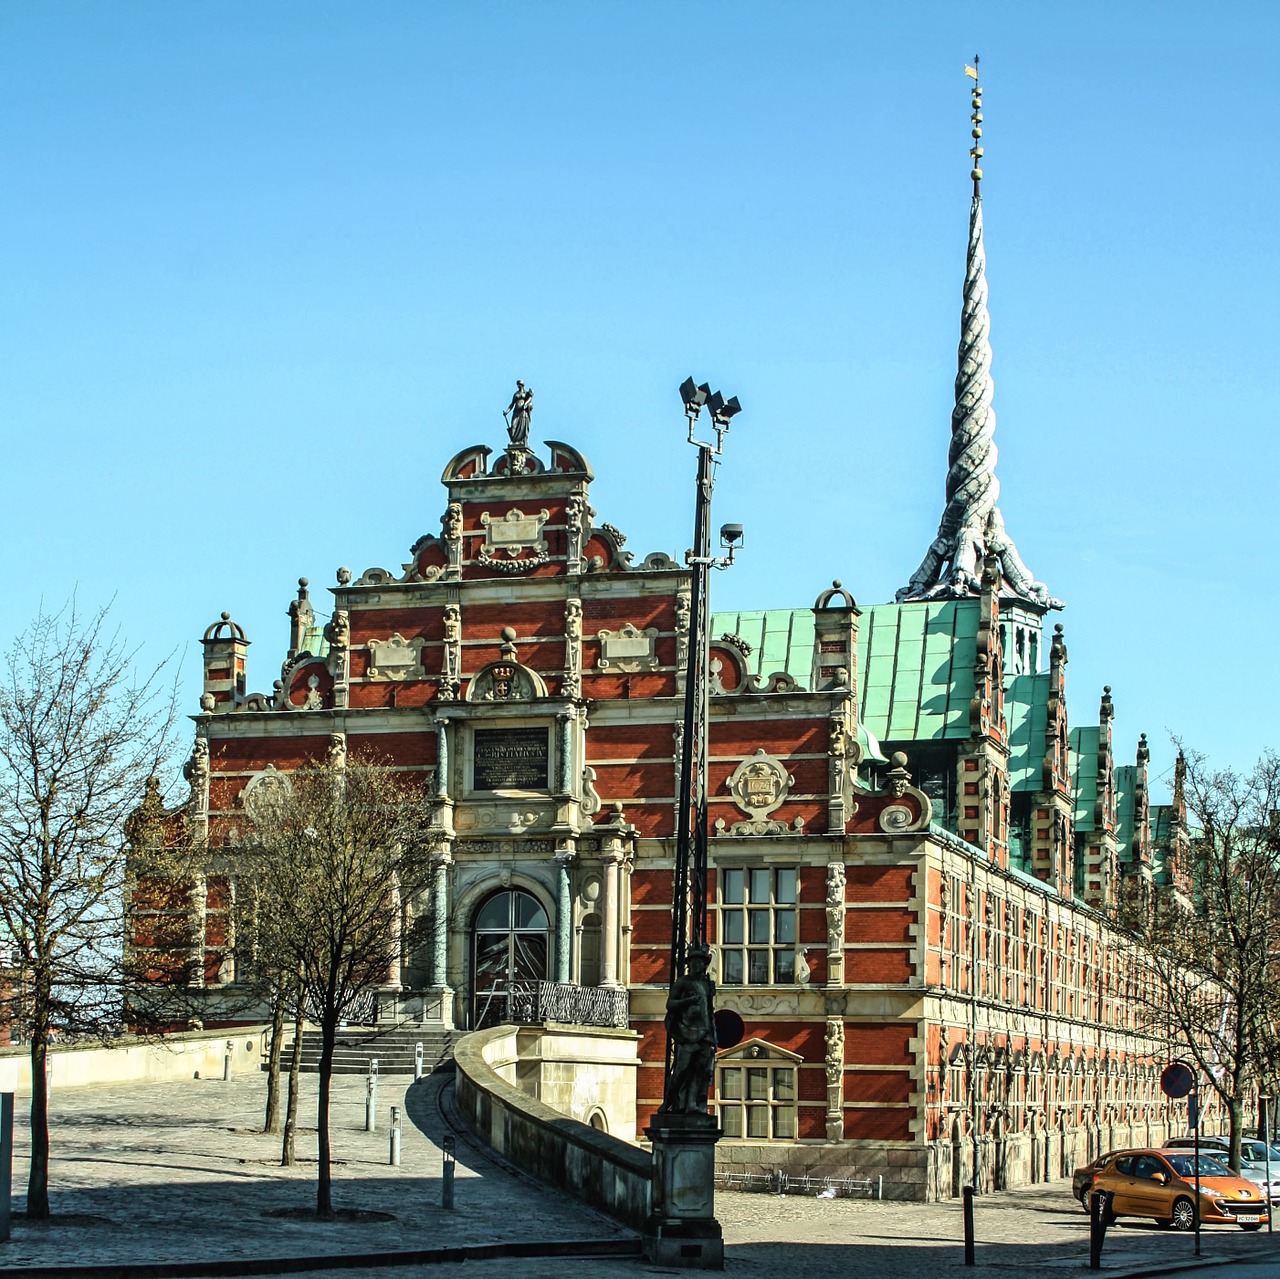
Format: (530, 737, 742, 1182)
(501, 626, 517, 641)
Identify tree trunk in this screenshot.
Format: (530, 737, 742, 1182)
(316, 1015, 336, 1216)
(1228, 1091, 1244, 1173)
(263, 981, 287, 1135)
(281, 997, 304, 1166)
(26, 1030, 50, 1219)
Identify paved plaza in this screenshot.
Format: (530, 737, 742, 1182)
(0, 1065, 1277, 1278)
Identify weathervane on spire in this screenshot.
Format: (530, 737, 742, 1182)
(966, 56, 984, 196)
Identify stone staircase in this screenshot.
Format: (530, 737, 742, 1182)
(278, 1024, 455, 1075)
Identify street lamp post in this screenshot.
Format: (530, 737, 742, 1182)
(642, 377, 741, 1272)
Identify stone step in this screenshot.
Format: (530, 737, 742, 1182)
(274, 1025, 455, 1075)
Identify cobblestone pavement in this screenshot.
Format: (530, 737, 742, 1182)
(1, 1068, 1278, 1278)
(0, 1066, 630, 1272)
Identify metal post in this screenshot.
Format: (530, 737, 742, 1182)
(1089, 1190, 1111, 1269)
(1191, 1083, 1201, 1257)
(962, 1184, 975, 1265)
(414, 1042, 424, 1082)
(0, 1093, 12, 1244)
(442, 1134, 456, 1209)
(365, 1074, 376, 1133)
(389, 1105, 401, 1166)
(223, 1039, 233, 1082)
(1261, 1093, 1273, 1234)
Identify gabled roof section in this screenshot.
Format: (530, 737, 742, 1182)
(1006, 673, 1050, 793)
(1070, 726, 1100, 831)
(713, 600, 981, 745)
(858, 601, 979, 742)
(713, 609, 816, 683)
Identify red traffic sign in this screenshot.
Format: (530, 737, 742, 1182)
(1160, 1062, 1195, 1099)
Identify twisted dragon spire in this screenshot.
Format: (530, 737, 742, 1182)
(897, 65, 1060, 611)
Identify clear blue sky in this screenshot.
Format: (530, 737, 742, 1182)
(4, 2, 1277, 800)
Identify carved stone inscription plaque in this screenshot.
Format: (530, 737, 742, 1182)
(473, 727, 550, 791)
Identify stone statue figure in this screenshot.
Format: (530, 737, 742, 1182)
(504, 381, 534, 448)
(659, 945, 717, 1115)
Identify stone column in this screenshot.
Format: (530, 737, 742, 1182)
(435, 719, 450, 799)
(554, 850, 575, 984)
(600, 850, 621, 987)
(428, 847, 454, 1027)
(558, 713, 574, 796)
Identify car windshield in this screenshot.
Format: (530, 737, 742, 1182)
(1166, 1153, 1233, 1178)
(1241, 1141, 1280, 1162)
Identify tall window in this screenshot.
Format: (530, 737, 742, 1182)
(716, 1053, 797, 1139)
(718, 867, 797, 984)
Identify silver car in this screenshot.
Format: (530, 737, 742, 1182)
(1166, 1136, 1280, 1205)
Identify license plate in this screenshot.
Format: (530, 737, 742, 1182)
(1235, 1214, 1262, 1223)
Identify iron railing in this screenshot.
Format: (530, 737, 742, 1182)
(491, 980, 629, 1030)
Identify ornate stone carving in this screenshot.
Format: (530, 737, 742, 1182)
(674, 589, 691, 690)
(563, 598, 583, 697)
(826, 862, 846, 952)
(124, 776, 169, 853)
(183, 736, 210, 803)
(727, 750, 792, 824)
(824, 1018, 845, 1087)
(581, 765, 602, 816)
(327, 731, 346, 770)
(441, 605, 462, 700)
(597, 622, 659, 673)
(565, 495, 592, 571)
(325, 610, 350, 652)
(367, 633, 425, 681)
(477, 508, 550, 572)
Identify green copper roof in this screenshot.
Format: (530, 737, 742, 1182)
(1006, 673, 1049, 793)
(1115, 763, 1138, 861)
(1070, 726, 1100, 831)
(713, 601, 982, 745)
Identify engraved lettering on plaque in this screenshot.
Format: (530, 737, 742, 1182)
(473, 727, 550, 791)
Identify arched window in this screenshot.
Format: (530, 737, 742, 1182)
(471, 888, 549, 1028)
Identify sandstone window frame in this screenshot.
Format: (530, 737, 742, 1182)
(715, 865, 799, 986)
(714, 1040, 802, 1142)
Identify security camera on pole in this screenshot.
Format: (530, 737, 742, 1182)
(641, 377, 742, 1271)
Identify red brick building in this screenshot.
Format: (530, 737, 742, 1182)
(128, 91, 1203, 1196)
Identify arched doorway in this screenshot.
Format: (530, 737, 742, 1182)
(471, 888, 550, 1028)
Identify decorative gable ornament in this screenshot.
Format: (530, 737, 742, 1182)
(367, 633, 425, 681)
(477, 508, 551, 572)
(597, 622, 659, 672)
(724, 750, 795, 836)
(466, 660, 548, 703)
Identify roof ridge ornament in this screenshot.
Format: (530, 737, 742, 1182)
(897, 62, 1062, 613)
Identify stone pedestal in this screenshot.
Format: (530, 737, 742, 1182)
(642, 1114, 724, 1270)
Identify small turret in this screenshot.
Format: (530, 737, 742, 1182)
(201, 613, 249, 713)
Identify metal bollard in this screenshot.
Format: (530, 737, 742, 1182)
(1089, 1189, 1112, 1269)
(224, 1039, 233, 1082)
(389, 1106, 401, 1166)
(962, 1184, 975, 1266)
(365, 1075, 376, 1132)
(414, 1042, 424, 1081)
(0, 1093, 13, 1243)
(442, 1135, 456, 1209)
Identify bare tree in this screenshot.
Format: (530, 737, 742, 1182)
(0, 601, 178, 1218)
(1122, 747, 1280, 1172)
(241, 753, 432, 1214)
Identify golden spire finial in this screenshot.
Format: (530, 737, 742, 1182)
(965, 55, 984, 196)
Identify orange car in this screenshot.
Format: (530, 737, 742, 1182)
(1089, 1148, 1270, 1231)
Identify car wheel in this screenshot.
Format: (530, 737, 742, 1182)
(1170, 1197, 1195, 1232)
(1079, 1188, 1092, 1214)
